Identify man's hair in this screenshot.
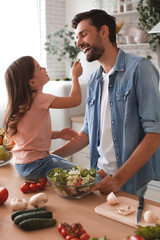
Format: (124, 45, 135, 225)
(72, 9, 116, 45)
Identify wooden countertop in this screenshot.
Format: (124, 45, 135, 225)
(1, 162, 159, 240)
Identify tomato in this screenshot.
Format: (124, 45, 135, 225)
(26, 181, 32, 187)
(124, 236, 146, 240)
(75, 179, 82, 186)
(29, 183, 38, 192)
(80, 233, 90, 240)
(20, 183, 29, 193)
(79, 229, 86, 235)
(37, 182, 46, 191)
(40, 177, 47, 184)
(61, 229, 68, 238)
(65, 233, 75, 240)
(0, 187, 9, 205)
(72, 223, 83, 230)
(58, 223, 63, 233)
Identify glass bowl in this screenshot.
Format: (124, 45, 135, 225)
(46, 167, 99, 199)
(0, 145, 13, 166)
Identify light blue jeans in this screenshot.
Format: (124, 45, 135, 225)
(15, 154, 76, 180)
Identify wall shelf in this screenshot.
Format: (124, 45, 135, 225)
(109, 10, 138, 17)
(118, 43, 149, 48)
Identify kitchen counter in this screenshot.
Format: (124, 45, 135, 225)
(1, 162, 159, 240)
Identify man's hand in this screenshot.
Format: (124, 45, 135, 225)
(91, 169, 120, 194)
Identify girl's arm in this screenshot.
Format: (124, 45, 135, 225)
(49, 60, 82, 109)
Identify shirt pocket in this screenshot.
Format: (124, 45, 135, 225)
(116, 89, 130, 101)
(116, 89, 131, 114)
(85, 97, 95, 120)
(86, 97, 95, 106)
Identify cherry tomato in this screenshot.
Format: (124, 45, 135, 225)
(26, 181, 32, 187)
(0, 187, 9, 205)
(20, 183, 29, 193)
(29, 183, 38, 192)
(124, 236, 146, 240)
(72, 223, 83, 230)
(80, 233, 90, 240)
(75, 179, 82, 186)
(37, 182, 46, 191)
(79, 229, 86, 235)
(61, 229, 68, 238)
(58, 223, 63, 233)
(65, 233, 75, 240)
(40, 177, 47, 184)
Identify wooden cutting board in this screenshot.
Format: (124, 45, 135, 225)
(95, 196, 160, 228)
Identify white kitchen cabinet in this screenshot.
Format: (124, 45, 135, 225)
(70, 116, 90, 169)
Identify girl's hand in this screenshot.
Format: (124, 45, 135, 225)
(72, 60, 83, 79)
(59, 128, 80, 141)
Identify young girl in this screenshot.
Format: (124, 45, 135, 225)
(4, 56, 82, 180)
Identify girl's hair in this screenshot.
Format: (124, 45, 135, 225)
(4, 56, 35, 137)
(72, 9, 117, 46)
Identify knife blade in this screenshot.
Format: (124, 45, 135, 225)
(136, 196, 144, 223)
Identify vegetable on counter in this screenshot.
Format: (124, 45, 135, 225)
(29, 192, 48, 207)
(10, 197, 28, 211)
(123, 236, 146, 240)
(89, 237, 108, 240)
(19, 218, 56, 231)
(14, 210, 52, 225)
(58, 222, 90, 240)
(0, 187, 9, 205)
(20, 178, 47, 193)
(11, 207, 47, 220)
(11, 206, 56, 231)
(134, 224, 160, 240)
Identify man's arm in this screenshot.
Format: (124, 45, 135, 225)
(92, 132, 160, 193)
(51, 131, 89, 158)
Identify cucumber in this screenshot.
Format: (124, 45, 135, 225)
(19, 218, 57, 231)
(14, 211, 52, 225)
(11, 207, 46, 220)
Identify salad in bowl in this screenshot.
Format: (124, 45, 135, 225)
(46, 166, 99, 199)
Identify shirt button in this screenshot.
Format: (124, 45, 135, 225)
(113, 138, 117, 141)
(110, 102, 113, 106)
(111, 121, 115, 124)
(109, 84, 112, 88)
(116, 156, 120, 159)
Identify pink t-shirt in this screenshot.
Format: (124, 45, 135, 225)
(13, 91, 56, 164)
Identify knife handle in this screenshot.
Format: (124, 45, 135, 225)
(138, 196, 144, 209)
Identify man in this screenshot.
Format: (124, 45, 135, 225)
(53, 9, 160, 196)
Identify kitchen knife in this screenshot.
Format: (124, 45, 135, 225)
(136, 195, 144, 223)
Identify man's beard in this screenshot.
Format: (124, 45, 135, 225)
(86, 45, 105, 62)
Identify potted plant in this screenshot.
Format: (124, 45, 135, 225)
(137, 0, 160, 59)
(44, 25, 81, 68)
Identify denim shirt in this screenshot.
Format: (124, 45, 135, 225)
(81, 49, 160, 195)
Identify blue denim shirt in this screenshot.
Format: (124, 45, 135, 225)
(81, 49, 160, 195)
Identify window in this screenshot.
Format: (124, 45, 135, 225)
(0, 0, 40, 102)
